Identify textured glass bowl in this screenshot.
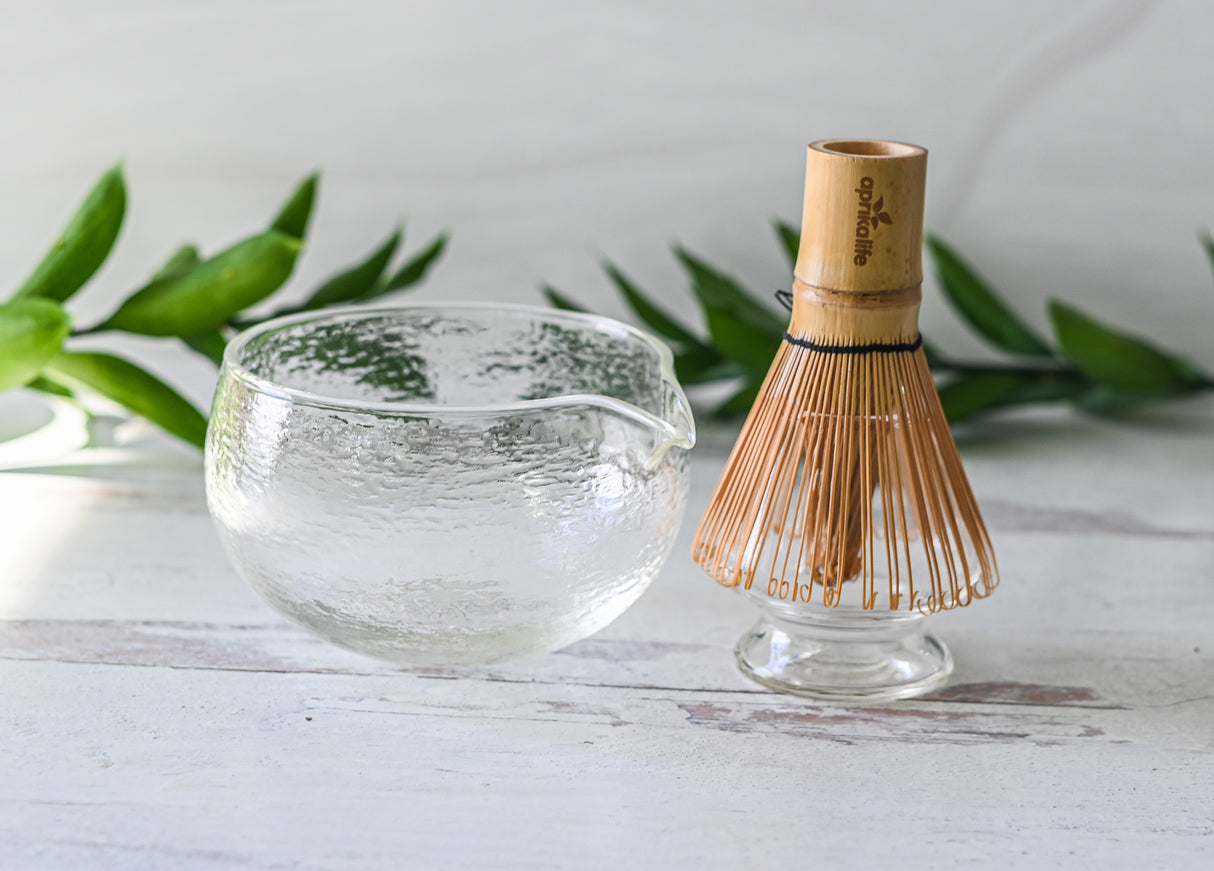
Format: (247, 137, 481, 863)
(205, 303, 695, 666)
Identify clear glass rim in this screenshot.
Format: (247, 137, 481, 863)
(222, 302, 695, 443)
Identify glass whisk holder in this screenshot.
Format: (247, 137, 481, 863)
(735, 598, 954, 703)
(716, 445, 994, 701)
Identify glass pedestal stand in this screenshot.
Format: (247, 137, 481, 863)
(735, 594, 952, 702)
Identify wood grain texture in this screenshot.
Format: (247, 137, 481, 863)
(2, 398, 1213, 868)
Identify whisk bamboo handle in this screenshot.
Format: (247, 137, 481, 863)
(693, 137, 998, 617)
(788, 279, 921, 345)
(793, 140, 928, 295)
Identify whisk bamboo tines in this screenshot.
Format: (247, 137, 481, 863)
(693, 140, 998, 614)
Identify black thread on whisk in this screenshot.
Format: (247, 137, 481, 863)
(774, 290, 922, 354)
(783, 333, 923, 355)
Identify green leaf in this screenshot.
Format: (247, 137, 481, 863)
(937, 369, 1088, 423)
(604, 261, 705, 349)
(1073, 385, 1157, 416)
(937, 373, 1027, 422)
(1048, 299, 1209, 395)
(702, 312, 781, 376)
(674, 349, 739, 385)
(714, 380, 762, 418)
(43, 351, 207, 447)
(926, 235, 1053, 358)
(1202, 232, 1214, 280)
(676, 248, 785, 333)
(302, 229, 401, 309)
(25, 375, 75, 398)
(541, 285, 589, 313)
(0, 298, 73, 390)
(182, 329, 229, 365)
(152, 247, 209, 357)
(775, 221, 800, 269)
(13, 163, 126, 303)
(675, 247, 785, 375)
(100, 230, 302, 336)
(378, 233, 448, 295)
(153, 244, 202, 281)
(44, 351, 207, 447)
(270, 173, 319, 240)
(1000, 371, 1089, 405)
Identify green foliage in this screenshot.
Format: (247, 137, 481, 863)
(270, 173, 318, 240)
(935, 369, 1086, 421)
(1048, 300, 1208, 396)
(379, 232, 449, 295)
(606, 261, 702, 349)
(182, 329, 230, 366)
(542, 285, 589, 313)
(0, 298, 73, 391)
(935, 372, 1033, 421)
(926, 236, 1054, 358)
(775, 220, 800, 267)
(544, 224, 1213, 423)
(45, 352, 209, 448)
(101, 231, 303, 336)
(13, 163, 126, 303)
(297, 229, 401, 311)
(2, 164, 447, 448)
(25, 376, 75, 398)
(154, 244, 202, 281)
(675, 248, 784, 379)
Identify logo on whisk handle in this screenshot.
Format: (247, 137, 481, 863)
(853, 177, 893, 266)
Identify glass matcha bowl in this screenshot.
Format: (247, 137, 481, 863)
(205, 303, 695, 666)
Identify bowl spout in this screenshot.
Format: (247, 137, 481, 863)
(598, 365, 698, 471)
(647, 375, 696, 469)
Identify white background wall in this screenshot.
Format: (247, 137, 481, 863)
(2, 0, 1211, 402)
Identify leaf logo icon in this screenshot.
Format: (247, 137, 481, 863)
(870, 196, 893, 229)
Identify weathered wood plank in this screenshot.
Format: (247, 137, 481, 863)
(3, 616, 1212, 753)
(3, 404, 1214, 868)
(2, 659, 1211, 870)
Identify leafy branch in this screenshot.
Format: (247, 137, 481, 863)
(544, 223, 1214, 422)
(0, 165, 447, 447)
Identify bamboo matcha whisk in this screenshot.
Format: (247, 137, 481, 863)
(693, 140, 998, 617)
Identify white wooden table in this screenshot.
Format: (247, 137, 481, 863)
(2, 396, 1212, 869)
